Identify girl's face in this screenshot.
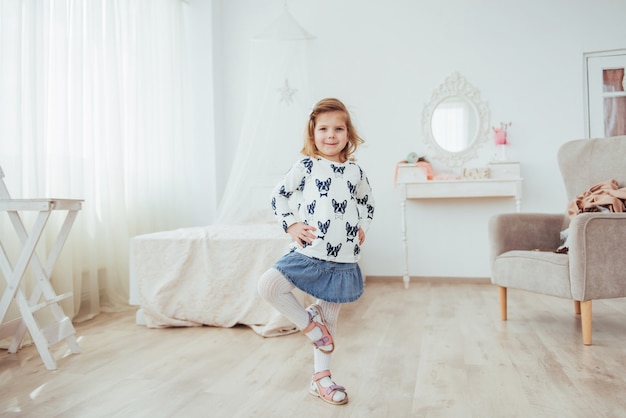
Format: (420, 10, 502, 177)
(313, 111, 349, 162)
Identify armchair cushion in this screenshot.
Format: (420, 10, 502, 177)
(492, 250, 570, 298)
(489, 212, 571, 298)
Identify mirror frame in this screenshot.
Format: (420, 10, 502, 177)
(422, 72, 490, 167)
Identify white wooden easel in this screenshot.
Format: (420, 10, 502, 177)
(0, 166, 83, 370)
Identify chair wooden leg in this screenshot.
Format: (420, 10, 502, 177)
(580, 300, 592, 346)
(573, 300, 581, 315)
(498, 286, 507, 321)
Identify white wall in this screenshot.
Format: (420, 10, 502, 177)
(200, 0, 626, 279)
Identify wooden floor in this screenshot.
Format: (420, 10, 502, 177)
(3, 278, 626, 418)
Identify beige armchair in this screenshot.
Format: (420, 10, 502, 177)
(489, 136, 626, 345)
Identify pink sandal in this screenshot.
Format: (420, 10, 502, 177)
(309, 370, 348, 405)
(303, 304, 334, 353)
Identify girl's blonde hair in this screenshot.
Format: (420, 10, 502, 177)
(301, 98, 364, 162)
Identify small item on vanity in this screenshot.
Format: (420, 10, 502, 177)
(415, 157, 434, 180)
(462, 167, 490, 180)
(406, 152, 420, 163)
(493, 122, 511, 145)
(492, 121, 512, 162)
(394, 153, 428, 184)
(395, 153, 434, 182)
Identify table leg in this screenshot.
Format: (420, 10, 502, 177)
(0, 208, 81, 370)
(7, 210, 81, 353)
(0, 211, 51, 321)
(401, 195, 410, 288)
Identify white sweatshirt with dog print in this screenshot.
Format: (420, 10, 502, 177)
(271, 157, 375, 263)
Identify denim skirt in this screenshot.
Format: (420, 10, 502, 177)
(273, 251, 363, 304)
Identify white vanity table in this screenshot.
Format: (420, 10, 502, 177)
(396, 162, 523, 288)
(398, 72, 523, 288)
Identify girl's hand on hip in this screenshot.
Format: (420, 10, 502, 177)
(358, 227, 366, 245)
(287, 222, 317, 247)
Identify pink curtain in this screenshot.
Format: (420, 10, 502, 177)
(603, 68, 626, 136)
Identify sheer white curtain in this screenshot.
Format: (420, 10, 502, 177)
(0, 0, 201, 323)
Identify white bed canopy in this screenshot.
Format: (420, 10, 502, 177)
(216, 6, 315, 224)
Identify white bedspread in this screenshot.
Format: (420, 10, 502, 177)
(130, 224, 309, 337)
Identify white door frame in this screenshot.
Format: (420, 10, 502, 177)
(583, 48, 626, 138)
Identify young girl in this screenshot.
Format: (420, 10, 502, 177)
(258, 98, 374, 405)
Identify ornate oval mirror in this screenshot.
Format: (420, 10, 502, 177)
(422, 72, 490, 167)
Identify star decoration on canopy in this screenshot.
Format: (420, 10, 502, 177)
(277, 78, 298, 104)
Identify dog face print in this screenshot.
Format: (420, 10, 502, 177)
(332, 199, 347, 219)
(317, 219, 330, 240)
(331, 164, 345, 178)
(278, 185, 293, 198)
(347, 180, 357, 197)
(297, 177, 306, 192)
(326, 242, 342, 257)
(302, 158, 314, 174)
(306, 200, 317, 219)
(345, 221, 359, 242)
(315, 178, 332, 197)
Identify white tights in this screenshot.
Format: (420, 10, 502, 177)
(258, 267, 341, 373)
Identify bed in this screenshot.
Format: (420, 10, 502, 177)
(129, 224, 311, 337)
